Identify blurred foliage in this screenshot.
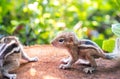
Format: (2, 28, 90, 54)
(102, 39, 115, 52)
(0, 0, 120, 50)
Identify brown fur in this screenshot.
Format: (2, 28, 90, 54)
(0, 36, 38, 79)
(51, 32, 108, 73)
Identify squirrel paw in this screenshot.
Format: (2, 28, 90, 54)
(59, 64, 71, 69)
(83, 67, 95, 74)
(29, 57, 39, 62)
(7, 74, 17, 79)
(60, 58, 69, 64)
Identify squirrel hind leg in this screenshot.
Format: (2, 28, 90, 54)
(1, 59, 20, 79)
(75, 59, 90, 65)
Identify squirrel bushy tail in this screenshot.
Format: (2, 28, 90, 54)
(104, 38, 120, 60)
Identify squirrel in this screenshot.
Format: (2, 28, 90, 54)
(51, 31, 120, 73)
(0, 36, 39, 79)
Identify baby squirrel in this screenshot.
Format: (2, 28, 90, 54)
(0, 36, 39, 79)
(51, 32, 119, 73)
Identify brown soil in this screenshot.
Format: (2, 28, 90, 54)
(1, 45, 120, 79)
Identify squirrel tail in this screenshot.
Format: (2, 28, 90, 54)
(104, 38, 120, 60)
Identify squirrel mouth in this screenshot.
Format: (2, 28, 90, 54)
(51, 42, 56, 46)
(51, 42, 60, 48)
(52, 44, 57, 47)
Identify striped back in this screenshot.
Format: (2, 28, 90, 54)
(0, 40, 20, 59)
(0, 36, 21, 67)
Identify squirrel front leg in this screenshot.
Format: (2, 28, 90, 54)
(59, 56, 72, 69)
(20, 44, 38, 62)
(60, 56, 71, 64)
(59, 53, 79, 69)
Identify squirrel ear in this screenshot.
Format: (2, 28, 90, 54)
(66, 36, 73, 45)
(69, 35, 78, 45)
(69, 36, 74, 42)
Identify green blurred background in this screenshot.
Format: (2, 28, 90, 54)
(0, 0, 120, 52)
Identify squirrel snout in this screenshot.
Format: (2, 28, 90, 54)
(50, 41, 53, 44)
(50, 40, 54, 45)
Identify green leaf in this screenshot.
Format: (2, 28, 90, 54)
(102, 39, 115, 52)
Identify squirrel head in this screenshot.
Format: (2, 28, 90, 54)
(0, 36, 19, 44)
(51, 32, 79, 49)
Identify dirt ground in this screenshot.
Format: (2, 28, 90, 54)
(1, 45, 120, 79)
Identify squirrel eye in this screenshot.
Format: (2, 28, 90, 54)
(58, 38, 64, 42)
